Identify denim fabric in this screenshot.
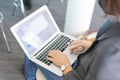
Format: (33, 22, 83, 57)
(37, 65, 63, 80)
(24, 56, 78, 80)
(24, 55, 63, 80)
(24, 55, 37, 80)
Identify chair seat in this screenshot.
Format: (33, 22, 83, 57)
(36, 69, 46, 80)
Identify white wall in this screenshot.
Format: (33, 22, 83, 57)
(64, 0, 96, 37)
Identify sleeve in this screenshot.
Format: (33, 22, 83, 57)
(63, 64, 87, 80)
(84, 43, 120, 80)
(96, 18, 115, 38)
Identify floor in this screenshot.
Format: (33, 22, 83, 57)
(0, 0, 106, 80)
(0, 0, 67, 80)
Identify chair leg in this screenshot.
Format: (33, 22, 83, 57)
(20, 0, 26, 17)
(12, 0, 19, 16)
(0, 22, 11, 53)
(12, 0, 26, 17)
(12, 6, 16, 16)
(0, 12, 11, 52)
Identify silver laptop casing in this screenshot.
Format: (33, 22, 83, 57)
(10, 5, 78, 76)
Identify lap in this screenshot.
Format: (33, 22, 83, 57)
(24, 55, 37, 80)
(37, 65, 63, 80)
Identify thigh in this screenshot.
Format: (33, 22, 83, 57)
(24, 55, 38, 80)
(37, 65, 63, 80)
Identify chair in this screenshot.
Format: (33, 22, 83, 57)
(36, 69, 46, 80)
(12, 0, 26, 17)
(0, 12, 11, 52)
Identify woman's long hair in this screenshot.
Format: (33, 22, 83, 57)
(99, 0, 120, 16)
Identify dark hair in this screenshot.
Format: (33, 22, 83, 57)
(99, 0, 120, 16)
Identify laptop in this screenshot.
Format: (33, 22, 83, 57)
(10, 5, 78, 76)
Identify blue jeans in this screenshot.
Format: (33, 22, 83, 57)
(24, 55, 63, 80)
(24, 55, 37, 80)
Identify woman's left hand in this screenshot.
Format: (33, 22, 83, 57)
(47, 50, 71, 67)
(69, 39, 93, 54)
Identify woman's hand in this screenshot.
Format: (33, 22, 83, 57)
(69, 39, 93, 54)
(69, 31, 97, 54)
(47, 50, 71, 67)
(47, 50, 73, 75)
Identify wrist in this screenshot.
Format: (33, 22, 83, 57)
(63, 66, 73, 75)
(60, 64, 73, 75)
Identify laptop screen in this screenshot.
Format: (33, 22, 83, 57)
(15, 9, 57, 55)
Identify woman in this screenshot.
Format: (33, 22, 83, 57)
(24, 0, 120, 80)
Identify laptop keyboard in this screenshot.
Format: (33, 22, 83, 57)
(36, 35, 72, 66)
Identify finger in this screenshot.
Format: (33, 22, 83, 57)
(69, 40, 80, 46)
(48, 51, 55, 58)
(49, 50, 60, 54)
(77, 46, 85, 51)
(72, 49, 81, 54)
(69, 39, 86, 47)
(48, 50, 61, 58)
(69, 43, 83, 51)
(73, 46, 85, 53)
(70, 46, 84, 54)
(47, 57, 54, 62)
(54, 50, 62, 54)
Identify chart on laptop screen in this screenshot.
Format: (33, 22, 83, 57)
(15, 11, 57, 54)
